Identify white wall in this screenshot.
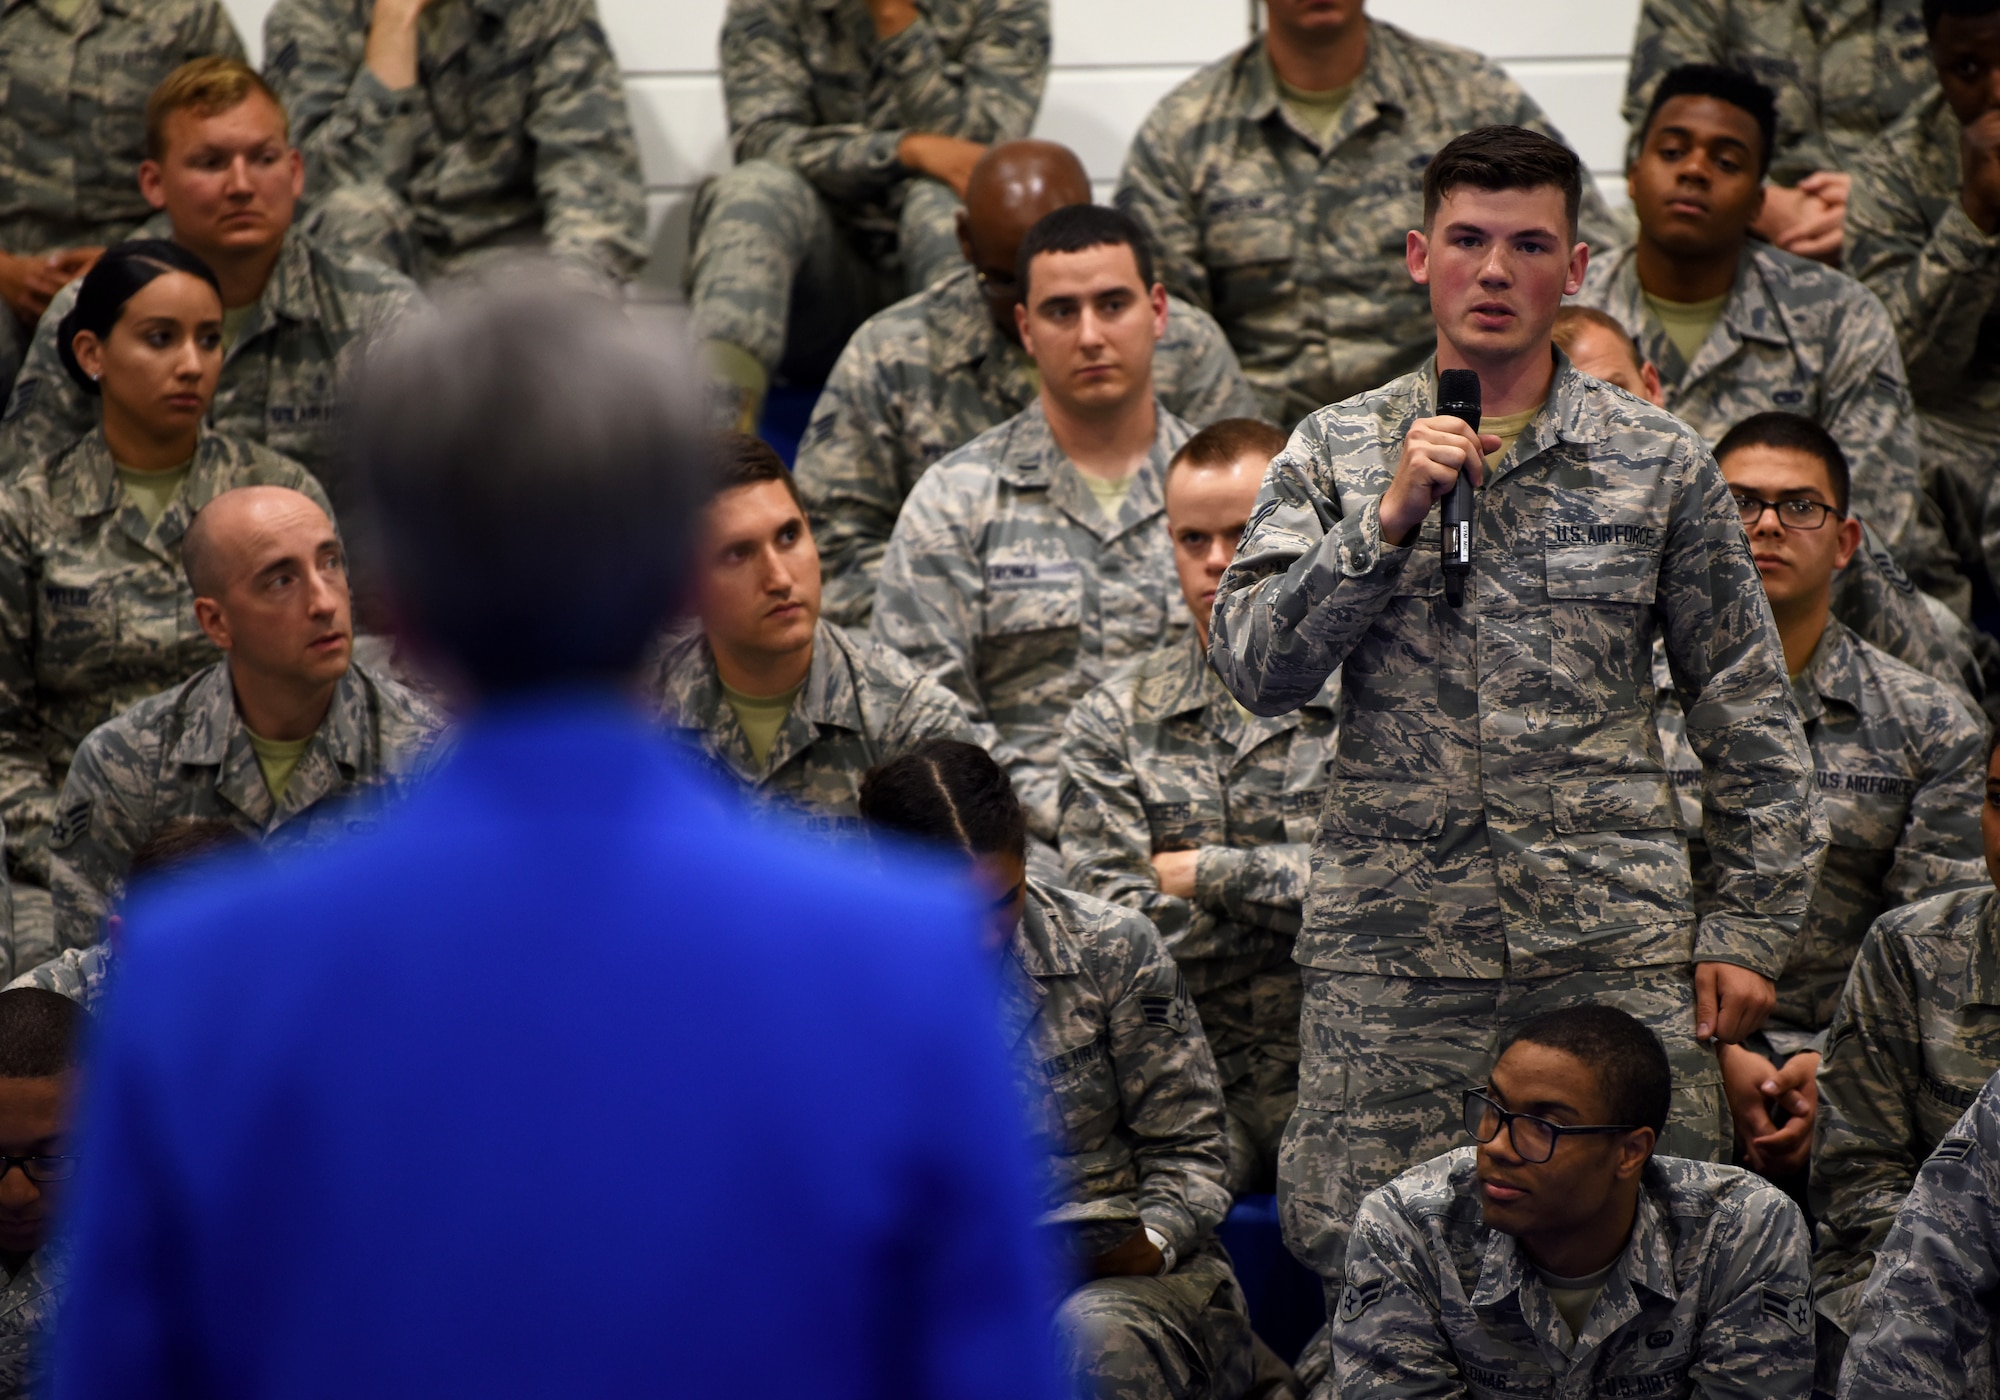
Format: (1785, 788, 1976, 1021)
(219, 0, 1641, 288)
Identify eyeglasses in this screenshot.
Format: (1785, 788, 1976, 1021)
(1731, 492, 1839, 531)
(0, 1154, 76, 1183)
(1462, 1089, 1639, 1164)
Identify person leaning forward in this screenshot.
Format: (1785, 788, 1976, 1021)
(1114, 0, 1622, 429)
(650, 433, 986, 837)
(46, 485, 443, 951)
(796, 139, 1260, 630)
(1207, 127, 1826, 1299)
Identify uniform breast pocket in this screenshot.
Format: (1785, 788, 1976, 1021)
(980, 557, 1084, 702)
(1201, 210, 1295, 323)
(1550, 773, 1692, 931)
(35, 574, 117, 695)
(1546, 541, 1660, 716)
(1142, 794, 1223, 851)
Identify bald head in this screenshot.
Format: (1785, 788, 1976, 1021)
(183, 486, 333, 598)
(959, 140, 1095, 340)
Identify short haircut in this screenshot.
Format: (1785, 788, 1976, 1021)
(146, 56, 288, 162)
(714, 431, 801, 512)
(1016, 204, 1155, 303)
(56, 240, 223, 394)
(1925, 0, 2000, 32)
(1714, 410, 1851, 516)
(859, 739, 1027, 863)
(1169, 418, 1289, 478)
(1496, 1004, 1672, 1137)
(1423, 125, 1584, 239)
(1551, 306, 1647, 378)
(1639, 63, 1779, 178)
(0, 989, 86, 1080)
(128, 816, 250, 882)
(348, 273, 716, 693)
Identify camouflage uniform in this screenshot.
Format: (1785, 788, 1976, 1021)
(796, 266, 1263, 629)
(687, 0, 1049, 379)
(1573, 240, 1957, 603)
(1846, 92, 2000, 596)
(872, 400, 1194, 844)
(47, 657, 445, 950)
(0, 1242, 64, 1400)
(4, 941, 109, 1010)
(1207, 355, 1825, 1285)
(0, 0, 245, 387)
(1622, 0, 1931, 186)
(1657, 618, 1987, 1059)
(1811, 885, 2000, 1346)
(1836, 1065, 2000, 1400)
(1006, 877, 1252, 1400)
(1332, 1147, 1814, 1399)
(1057, 629, 1337, 1194)
(1830, 522, 1984, 704)
(0, 226, 418, 504)
(649, 616, 987, 839)
(263, 0, 647, 283)
(1112, 21, 1621, 428)
(0, 428, 330, 973)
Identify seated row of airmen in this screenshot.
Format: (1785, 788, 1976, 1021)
(5, 0, 2000, 1396)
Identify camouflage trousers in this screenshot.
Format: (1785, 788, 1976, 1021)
(1185, 946, 1301, 1196)
(1278, 964, 1729, 1291)
(1054, 1239, 1257, 1400)
(297, 182, 563, 286)
(686, 159, 965, 378)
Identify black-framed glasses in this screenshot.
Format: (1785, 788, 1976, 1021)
(1731, 492, 1839, 531)
(0, 1154, 76, 1183)
(1462, 1089, 1639, 1164)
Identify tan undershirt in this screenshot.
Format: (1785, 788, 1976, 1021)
(38, 0, 89, 26)
(113, 458, 192, 530)
(1277, 74, 1357, 148)
(1480, 401, 1544, 470)
(1537, 1258, 1617, 1342)
(1083, 470, 1134, 522)
(245, 728, 313, 801)
(722, 680, 803, 769)
(220, 304, 256, 356)
(1642, 290, 1728, 367)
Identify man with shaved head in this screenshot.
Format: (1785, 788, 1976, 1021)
(796, 138, 1260, 628)
(45, 484, 443, 949)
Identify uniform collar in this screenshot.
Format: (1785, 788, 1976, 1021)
(1009, 879, 1084, 980)
(991, 399, 1179, 543)
(169, 662, 376, 828)
(1791, 615, 1865, 725)
(1597, 242, 1792, 385)
(239, 226, 325, 340)
(1246, 20, 1411, 151)
(930, 267, 1018, 376)
(657, 620, 863, 784)
(1414, 349, 1604, 488)
(64, 426, 248, 559)
(1970, 891, 2000, 1007)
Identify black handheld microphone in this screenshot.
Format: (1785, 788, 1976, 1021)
(1436, 368, 1480, 609)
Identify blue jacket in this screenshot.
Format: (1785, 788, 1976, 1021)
(50, 697, 1058, 1399)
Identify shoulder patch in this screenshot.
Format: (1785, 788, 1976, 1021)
(1139, 971, 1194, 1034)
(1338, 1277, 1385, 1322)
(1760, 1287, 1811, 1337)
(48, 800, 89, 851)
(267, 38, 299, 77)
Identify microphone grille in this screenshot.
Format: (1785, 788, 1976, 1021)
(1438, 368, 1481, 412)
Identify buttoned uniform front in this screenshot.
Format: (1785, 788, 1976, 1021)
(45, 657, 444, 950)
(1621, 0, 1932, 187)
(0, 226, 418, 504)
(0, 1240, 65, 1400)
(262, 0, 647, 283)
(1836, 1064, 2000, 1400)
(0, 428, 330, 974)
(872, 399, 1193, 845)
(685, 0, 1050, 379)
(1005, 877, 1254, 1400)
(0, 0, 244, 386)
(1846, 92, 2000, 595)
(796, 266, 1262, 630)
(1112, 21, 1622, 430)
(1810, 884, 2000, 1347)
(1207, 354, 1825, 1283)
(648, 616, 989, 840)
(1656, 617, 1987, 1058)
(1331, 1147, 1814, 1400)
(1573, 240, 1955, 604)
(1058, 628, 1338, 1192)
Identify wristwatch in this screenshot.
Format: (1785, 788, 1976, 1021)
(1143, 1225, 1176, 1276)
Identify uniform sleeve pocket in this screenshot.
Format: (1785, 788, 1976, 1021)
(1322, 780, 1447, 841)
(1550, 775, 1680, 833)
(1545, 542, 1659, 605)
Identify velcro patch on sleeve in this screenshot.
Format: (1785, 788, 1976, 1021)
(1761, 1287, 1811, 1336)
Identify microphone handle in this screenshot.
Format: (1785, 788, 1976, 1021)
(1439, 413, 1477, 608)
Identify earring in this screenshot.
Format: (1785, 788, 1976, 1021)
(88, 372, 99, 382)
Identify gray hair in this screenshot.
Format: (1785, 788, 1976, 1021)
(346, 270, 714, 692)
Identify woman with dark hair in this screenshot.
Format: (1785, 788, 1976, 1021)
(0, 240, 330, 968)
(858, 739, 1267, 1400)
